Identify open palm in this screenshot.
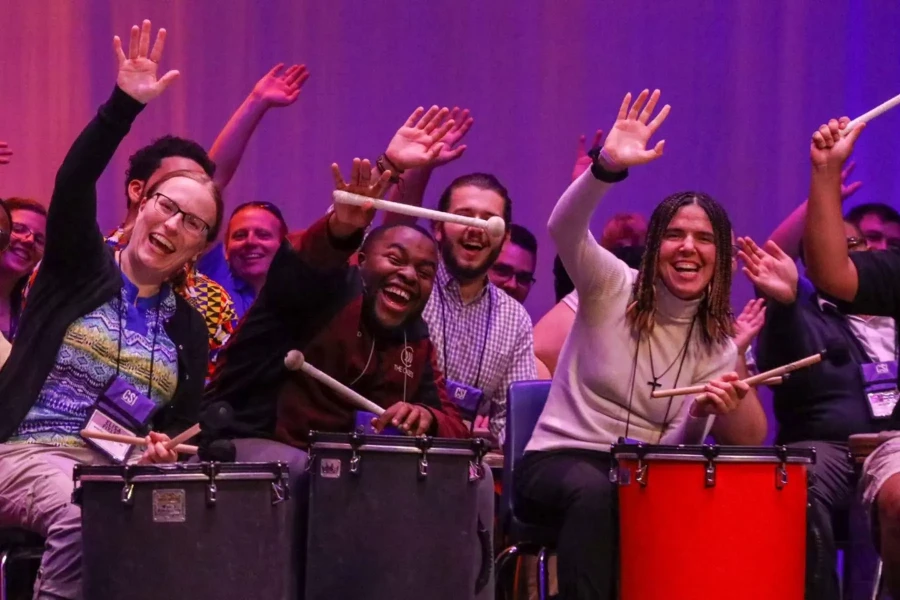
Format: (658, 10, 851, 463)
(385, 106, 456, 171)
(602, 89, 670, 168)
(253, 63, 309, 107)
(331, 158, 391, 231)
(738, 237, 798, 304)
(429, 107, 474, 167)
(114, 20, 179, 104)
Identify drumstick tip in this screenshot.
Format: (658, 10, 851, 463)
(284, 349, 305, 371)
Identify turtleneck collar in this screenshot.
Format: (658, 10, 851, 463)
(654, 277, 703, 323)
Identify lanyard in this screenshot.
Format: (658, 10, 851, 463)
(437, 280, 493, 390)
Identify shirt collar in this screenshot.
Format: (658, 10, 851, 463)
(437, 260, 490, 304)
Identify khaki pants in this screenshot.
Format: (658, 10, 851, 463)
(0, 443, 111, 600)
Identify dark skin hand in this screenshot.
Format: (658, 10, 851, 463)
(372, 402, 434, 436)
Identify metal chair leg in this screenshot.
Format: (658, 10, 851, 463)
(537, 547, 550, 600)
(1, 549, 10, 600)
(870, 558, 882, 600)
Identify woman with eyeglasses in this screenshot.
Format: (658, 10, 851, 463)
(198, 200, 288, 318)
(0, 197, 47, 341)
(0, 22, 220, 599)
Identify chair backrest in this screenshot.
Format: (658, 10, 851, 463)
(500, 380, 552, 524)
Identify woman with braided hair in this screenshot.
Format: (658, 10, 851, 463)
(515, 90, 748, 600)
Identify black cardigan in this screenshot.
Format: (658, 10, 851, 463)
(0, 87, 209, 442)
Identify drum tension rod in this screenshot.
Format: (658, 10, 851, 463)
(121, 464, 136, 507)
(415, 435, 434, 479)
(202, 461, 219, 506)
(775, 446, 789, 490)
(701, 445, 720, 488)
(349, 431, 364, 476)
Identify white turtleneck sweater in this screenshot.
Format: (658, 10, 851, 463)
(526, 170, 737, 454)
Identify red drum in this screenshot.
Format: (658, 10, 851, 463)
(611, 444, 815, 600)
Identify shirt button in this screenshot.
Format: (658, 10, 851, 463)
(185, 374, 190, 380)
(178, 344, 184, 350)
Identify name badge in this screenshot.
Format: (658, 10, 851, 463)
(860, 361, 899, 419)
(446, 379, 485, 421)
(81, 376, 160, 463)
(83, 408, 136, 463)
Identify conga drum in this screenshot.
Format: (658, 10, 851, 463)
(611, 444, 816, 600)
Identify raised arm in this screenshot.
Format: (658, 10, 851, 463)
(767, 162, 861, 258)
(380, 106, 472, 225)
(549, 89, 669, 298)
(208, 63, 309, 191)
(43, 20, 177, 275)
(804, 118, 865, 301)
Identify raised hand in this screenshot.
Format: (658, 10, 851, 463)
(427, 107, 474, 167)
(384, 106, 456, 171)
(601, 89, 670, 170)
(733, 297, 766, 354)
(810, 117, 864, 170)
(572, 130, 603, 181)
(252, 63, 309, 107)
(0, 141, 11, 165)
(738, 237, 798, 305)
(113, 20, 180, 104)
(329, 158, 392, 234)
(840, 160, 863, 199)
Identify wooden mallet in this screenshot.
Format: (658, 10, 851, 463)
(651, 342, 849, 399)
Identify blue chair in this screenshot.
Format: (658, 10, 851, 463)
(495, 380, 557, 600)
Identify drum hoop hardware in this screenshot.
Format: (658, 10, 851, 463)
(202, 462, 219, 506)
(636, 459, 648, 487)
(704, 460, 716, 488)
(415, 436, 433, 479)
(272, 462, 290, 504)
(469, 438, 488, 482)
(775, 445, 789, 490)
(349, 431, 363, 476)
(121, 464, 136, 507)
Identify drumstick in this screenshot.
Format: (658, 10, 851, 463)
(332, 190, 506, 239)
(651, 344, 845, 399)
(841, 92, 900, 136)
(80, 429, 198, 455)
(162, 423, 201, 451)
(284, 350, 385, 416)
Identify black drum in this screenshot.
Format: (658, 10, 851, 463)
(73, 462, 291, 600)
(304, 432, 490, 600)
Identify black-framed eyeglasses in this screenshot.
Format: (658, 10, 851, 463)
(151, 193, 211, 236)
(11, 222, 46, 248)
(490, 263, 536, 287)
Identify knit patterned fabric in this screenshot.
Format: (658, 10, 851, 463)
(8, 275, 178, 447)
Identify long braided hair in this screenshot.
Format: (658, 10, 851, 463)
(629, 191, 734, 348)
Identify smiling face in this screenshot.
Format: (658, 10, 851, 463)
(0, 208, 46, 280)
(359, 226, 438, 329)
(489, 241, 536, 303)
(128, 176, 217, 280)
(657, 203, 718, 300)
(434, 185, 507, 282)
(225, 207, 284, 287)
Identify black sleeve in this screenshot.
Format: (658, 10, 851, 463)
(41, 87, 145, 278)
(838, 250, 900, 318)
(755, 277, 814, 372)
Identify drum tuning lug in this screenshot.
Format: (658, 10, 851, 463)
(121, 483, 135, 507)
(418, 454, 429, 479)
(350, 451, 361, 476)
(305, 451, 315, 473)
(206, 481, 218, 505)
(636, 460, 648, 487)
(776, 463, 789, 490)
(704, 460, 717, 488)
(468, 460, 485, 482)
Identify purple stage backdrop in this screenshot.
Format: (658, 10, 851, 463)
(3, 0, 900, 440)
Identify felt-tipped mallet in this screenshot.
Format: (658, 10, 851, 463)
(332, 190, 506, 240)
(284, 349, 385, 416)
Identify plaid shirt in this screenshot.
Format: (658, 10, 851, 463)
(422, 261, 536, 445)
